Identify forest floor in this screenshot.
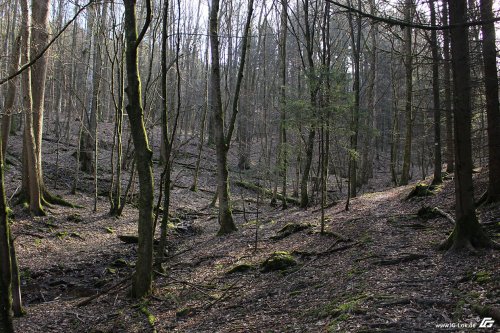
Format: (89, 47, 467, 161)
(5, 124, 500, 332)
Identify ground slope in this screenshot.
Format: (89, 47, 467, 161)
(4, 130, 499, 333)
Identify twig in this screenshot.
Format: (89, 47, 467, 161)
(204, 278, 241, 310)
(77, 276, 131, 307)
(155, 271, 214, 298)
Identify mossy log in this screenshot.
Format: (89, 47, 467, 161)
(271, 223, 313, 240)
(118, 235, 159, 245)
(234, 180, 300, 206)
(473, 304, 500, 322)
(417, 206, 455, 225)
(406, 183, 434, 200)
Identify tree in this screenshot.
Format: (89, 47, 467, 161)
(0, 141, 14, 333)
(429, 0, 442, 185)
(20, 0, 44, 216)
(442, 0, 454, 174)
(279, 0, 288, 209)
(479, 0, 500, 203)
(440, 0, 494, 251)
(299, 0, 318, 208)
(123, 0, 154, 298)
(210, 0, 254, 235)
(346, 0, 362, 206)
(399, 0, 414, 186)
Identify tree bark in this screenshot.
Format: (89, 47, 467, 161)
(30, 0, 50, 193)
(0, 140, 14, 333)
(1, 36, 21, 159)
(123, 0, 154, 298)
(442, 1, 454, 174)
(400, 0, 413, 186)
(21, 0, 44, 216)
(430, 0, 442, 185)
(479, 0, 500, 202)
(441, 0, 492, 251)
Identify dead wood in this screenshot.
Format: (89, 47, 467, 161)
(233, 180, 301, 206)
(77, 277, 131, 307)
(372, 253, 428, 266)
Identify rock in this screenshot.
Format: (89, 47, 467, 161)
(261, 251, 298, 272)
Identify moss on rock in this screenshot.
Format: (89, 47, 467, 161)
(261, 251, 297, 272)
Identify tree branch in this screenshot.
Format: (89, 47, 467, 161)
(325, 0, 500, 31)
(0, 0, 95, 86)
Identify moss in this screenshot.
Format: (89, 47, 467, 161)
(417, 206, 440, 219)
(112, 258, 129, 268)
(55, 231, 68, 239)
(406, 183, 434, 199)
(226, 263, 255, 274)
(311, 293, 368, 319)
(347, 267, 363, 278)
(139, 303, 156, 331)
(69, 232, 83, 240)
(67, 213, 83, 223)
(176, 306, 194, 318)
(453, 299, 466, 320)
(474, 271, 491, 284)
(261, 251, 297, 272)
(106, 267, 117, 274)
(327, 313, 351, 332)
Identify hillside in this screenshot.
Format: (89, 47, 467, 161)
(4, 129, 499, 333)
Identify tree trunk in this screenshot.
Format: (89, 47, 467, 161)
(300, 0, 317, 208)
(21, 0, 44, 216)
(400, 0, 413, 186)
(1, 36, 21, 159)
(430, 0, 442, 185)
(442, 1, 454, 174)
(479, 0, 500, 202)
(279, 0, 288, 209)
(0, 140, 14, 332)
(440, 0, 492, 251)
(123, 0, 154, 298)
(30, 0, 50, 193)
(210, 0, 236, 234)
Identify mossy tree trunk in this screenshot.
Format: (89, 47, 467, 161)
(0, 141, 14, 332)
(209, 0, 253, 235)
(123, 0, 154, 298)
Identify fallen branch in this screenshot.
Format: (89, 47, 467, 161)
(372, 253, 428, 266)
(432, 207, 455, 225)
(77, 277, 130, 307)
(233, 180, 300, 206)
(204, 278, 241, 310)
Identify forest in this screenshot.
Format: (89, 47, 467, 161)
(0, 0, 499, 331)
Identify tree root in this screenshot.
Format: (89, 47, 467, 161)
(439, 227, 500, 253)
(43, 189, 81, 208)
